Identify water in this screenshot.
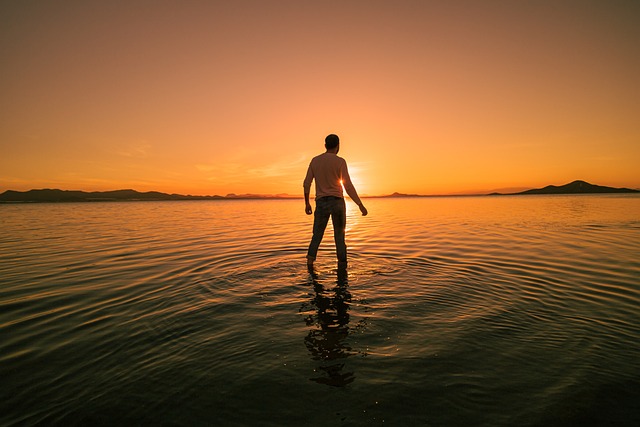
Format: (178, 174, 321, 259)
(1, 195, 639, 426)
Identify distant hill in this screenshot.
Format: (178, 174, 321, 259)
(484, 180, 638, 196)
(508, 180, 638, 195)
(0, 189, 219, 203)
(0, 189, 298, 203)
(380, 181, 639, 198)
(382, 192, 422, 198)
(1, 181, 637, 203)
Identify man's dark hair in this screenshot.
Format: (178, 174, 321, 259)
(325, 134, 340, 149)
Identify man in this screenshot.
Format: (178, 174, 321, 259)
(303, 134, 367, 268)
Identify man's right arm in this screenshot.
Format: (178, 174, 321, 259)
(341, 160, 368, 216)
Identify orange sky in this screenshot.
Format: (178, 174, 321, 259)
(1, 0, 639, 196)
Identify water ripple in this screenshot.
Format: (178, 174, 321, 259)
(1, 196, 639, 426)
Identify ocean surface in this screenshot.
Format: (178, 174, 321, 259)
(1, 195, 639, 426)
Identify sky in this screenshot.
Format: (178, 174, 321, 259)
(1, 0, 639, 196)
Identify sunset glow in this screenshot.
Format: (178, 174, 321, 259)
(1, 1, 638, 196)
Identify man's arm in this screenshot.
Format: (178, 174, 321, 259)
(304, 191, 312, 215)
(341, 161, 368, 216)
(303, 163, 313, 215)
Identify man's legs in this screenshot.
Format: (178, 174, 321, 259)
(307, 198, 331, 263)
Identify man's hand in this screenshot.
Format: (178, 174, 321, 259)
(359, 204, 368, 216)
(305, 203, 313, 215)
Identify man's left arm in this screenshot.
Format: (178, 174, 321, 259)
(303, 164, 314, 215)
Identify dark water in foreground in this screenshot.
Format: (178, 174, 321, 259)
(1, 195, 639, 426)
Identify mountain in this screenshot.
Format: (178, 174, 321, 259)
(0, 189, 225, 203)
(0, 189, 303, 203)
(383, 192, 421, 198)
(378, 181, 638, 198)
(509, 180, 638, 195)
(1, 181, 637, 203)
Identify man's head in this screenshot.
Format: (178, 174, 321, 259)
(325, 134, 340, 151)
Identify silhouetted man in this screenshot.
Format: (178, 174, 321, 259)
(303, 134, 367, 268)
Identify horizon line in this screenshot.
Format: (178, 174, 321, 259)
(2, 180, 639, 201)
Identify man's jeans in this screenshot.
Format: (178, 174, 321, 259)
(307, 196, 347, 262)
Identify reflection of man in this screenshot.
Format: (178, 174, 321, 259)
(303, 134, 367, 268)
(303, 267, 355, 387)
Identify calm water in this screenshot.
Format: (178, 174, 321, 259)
(1, 195, 639, 426)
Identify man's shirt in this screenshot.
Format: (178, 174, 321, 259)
(303, 152, 362, 205)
